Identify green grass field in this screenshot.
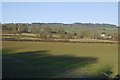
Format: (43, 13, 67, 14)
(2, 41, 118, 78)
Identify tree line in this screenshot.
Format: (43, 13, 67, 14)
(2, 23, 119, 41)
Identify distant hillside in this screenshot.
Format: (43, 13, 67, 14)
(31, 22, 117, 28)
(2, 22, 118, 41)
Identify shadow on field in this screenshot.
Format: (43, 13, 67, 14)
(3, 49, 98, 78)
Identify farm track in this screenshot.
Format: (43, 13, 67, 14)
(2, 38, 118, 44)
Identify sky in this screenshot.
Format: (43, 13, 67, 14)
(1, 0, 120, 2)
(2, 2, 118, 25)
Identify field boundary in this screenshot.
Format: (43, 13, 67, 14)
(2, 38, 119, 44)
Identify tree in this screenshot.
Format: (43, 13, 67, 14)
(31, 27, 39, 34)
(80, 30, 91, 38)
(42, 27, 52, 34)
(17, 24, 28, 33)
(57, 27, 66, 39)
(40, 27, 52, 39)
(112, 33, 118, 41)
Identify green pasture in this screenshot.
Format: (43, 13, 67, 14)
(2, 41, 118, 78)
(63, 26, 117, 35)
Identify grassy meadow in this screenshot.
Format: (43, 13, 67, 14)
(2, 41, 118, 78)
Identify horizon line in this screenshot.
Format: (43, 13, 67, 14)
(1, 22, 118, 26)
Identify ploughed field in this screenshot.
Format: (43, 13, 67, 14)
(2, 41, 118, 78)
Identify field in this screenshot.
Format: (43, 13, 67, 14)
(2, 41, 118, 78)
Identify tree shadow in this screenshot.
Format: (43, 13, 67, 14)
(2, 49, 98, 78)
